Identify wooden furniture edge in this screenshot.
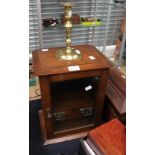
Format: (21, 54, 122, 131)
(39, 110, 47, 143)
(32, 45, 113, 76)
(39, 110, 88, 145)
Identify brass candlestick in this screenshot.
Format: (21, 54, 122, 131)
(56, 2, 82, 60)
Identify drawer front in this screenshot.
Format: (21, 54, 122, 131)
(53, 106, 94, 122)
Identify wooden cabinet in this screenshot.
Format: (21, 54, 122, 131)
(32, 45, 112, 143)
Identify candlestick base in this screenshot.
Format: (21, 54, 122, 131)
(56, 48, 82, 60)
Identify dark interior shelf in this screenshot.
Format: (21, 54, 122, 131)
(50, 77, 99, 133)
(53, 117, 94, 134)
(50, 77, 99, 111)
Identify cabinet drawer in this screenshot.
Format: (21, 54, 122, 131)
(53, 106, 94, 122)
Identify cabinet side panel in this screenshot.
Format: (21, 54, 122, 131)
(94, 69, 109, 125)
(39, 76, 53, 138)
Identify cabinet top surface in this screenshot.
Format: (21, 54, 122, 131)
(32, 45, 112, 76)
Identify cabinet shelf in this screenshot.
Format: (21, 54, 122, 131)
(50, 78, 98, 135)
(43, 23, 104, 30)
(50, 77, 99, 127)
(54, 118, 94, 134)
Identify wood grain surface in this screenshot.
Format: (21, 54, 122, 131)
(33, 45, 112, 76)
(33, 45, 112, 140)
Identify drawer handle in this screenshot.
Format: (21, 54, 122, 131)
(53, 112, 66, 121)
(80, 107, 93, 117)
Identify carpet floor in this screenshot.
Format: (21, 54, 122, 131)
(29, 99, 81, 155)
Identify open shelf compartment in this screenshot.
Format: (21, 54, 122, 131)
(50, 77, 99, 134)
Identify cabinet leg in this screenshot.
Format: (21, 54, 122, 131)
(39, 76, 53, 139)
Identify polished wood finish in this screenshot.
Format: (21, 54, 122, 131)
(95, 69, 109, 126)
(88, 119, 126, 155)
(33, 44, 112, 141)
(39, 76, 53, 138)
(48, 69, 103, 82)
(103, 97, 126, 124)
(33, 45, 111, 76)
(103, 67, 126, 124)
